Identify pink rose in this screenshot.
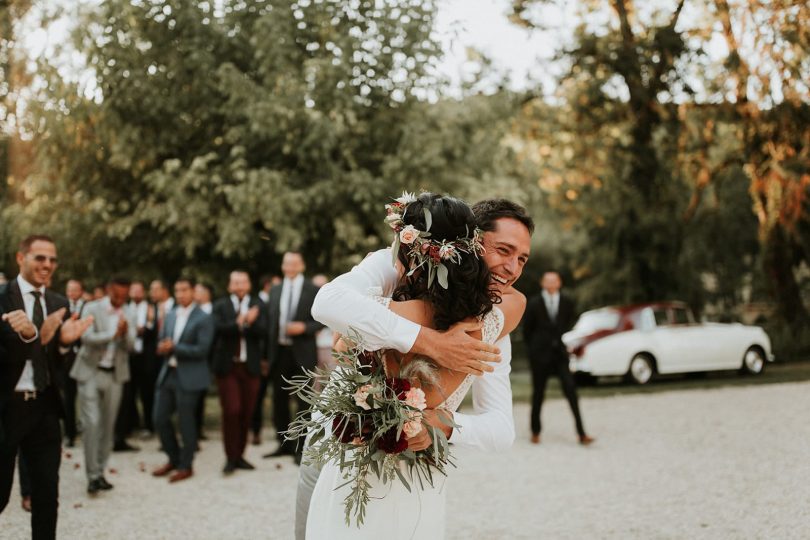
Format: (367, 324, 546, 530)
(353, 384, 372, 410)
(399, 225, 419, 245)
(439, 244, 456, 260)
(403, 420, 423, 438)
(403, 387, 426, 411)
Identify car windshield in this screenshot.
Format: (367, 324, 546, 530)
(572, 309, 621, 334)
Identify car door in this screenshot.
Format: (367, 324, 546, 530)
(645, 307, 687, 373)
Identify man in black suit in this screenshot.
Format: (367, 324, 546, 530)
(62, 279, 85, 447)
(263, 252, 323, 462)
(212, 271, 267, 474)
(0, 235, 92, 539)
(523, 271, 594, 446)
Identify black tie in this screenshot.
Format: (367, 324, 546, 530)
(31, 290, 48, 390)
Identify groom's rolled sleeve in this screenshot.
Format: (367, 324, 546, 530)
(449, 336, 515, 452)
(311, 248, 420, 353)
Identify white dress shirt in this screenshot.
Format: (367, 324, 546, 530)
(168, 304, 194, 368)
(542, 290, 559, 321)
(311, 248, 515, 452)
(278, 275, 304, 345)
(14, 275, 48, 391)
(231, 294, 250, 361)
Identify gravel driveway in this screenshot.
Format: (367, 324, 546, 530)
(3, 381, 809, 539)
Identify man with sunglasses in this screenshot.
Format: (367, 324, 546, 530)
(0, 235, 93, 540)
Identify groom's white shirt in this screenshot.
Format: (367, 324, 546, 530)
(311, 248, 515, 452)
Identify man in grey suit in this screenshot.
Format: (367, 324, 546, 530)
(152, 278, 214, 483)
(71, 277, 136, 495)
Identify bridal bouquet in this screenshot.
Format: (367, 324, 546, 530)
(285, 331, 456, 527)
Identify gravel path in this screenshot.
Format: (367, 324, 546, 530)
(3, 381, 809, 539)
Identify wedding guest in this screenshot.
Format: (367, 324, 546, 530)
(263, 252, 323, 463)
(91, 285, 105, 301)
(257, 274, 280, 304)
(152, 278, 214, 483)
(523, 271, 594, 446)
(72, 277, 137, 494)
(113, 281, 151, 450)
(250, 275, 280, 445)
(62, 279, 85, 447)
(194, 283, 214, 315)
(212, 271, 267, 474)
(193, 282, 215, 440)
(0, 235, 92, 539)
(310, 274, 336, 392)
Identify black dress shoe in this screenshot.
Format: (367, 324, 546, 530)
(236, 457, 255, 470)
(98, 477, 114, 490)
(87, 479, 102, 495)
(223, 461, 237, 475)
(262, 447, 294, 459)
(113, 441, 140, 452)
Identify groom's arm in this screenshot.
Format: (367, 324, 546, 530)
(448, 335, 515, 452)
(311, 249, 501, 375)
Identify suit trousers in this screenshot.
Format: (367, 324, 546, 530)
(78, 369, 122, 481)
(154, 369, 201, 470)
(530, 350, 586, 437)
(272, 346, 308, 453)
(0, 392, 62, 540)
(58, 355, 78, 442)
(217, 362, 260, 461)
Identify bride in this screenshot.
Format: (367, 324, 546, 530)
(306, 193, 523, 539)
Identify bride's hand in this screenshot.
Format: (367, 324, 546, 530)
(406, 426, 432, 451)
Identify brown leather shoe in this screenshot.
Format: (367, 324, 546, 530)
(152, 463, 175, 477)
(530, 434, 540, 445)
(579, 435, 595, 446)
(169, 469, 193, 483)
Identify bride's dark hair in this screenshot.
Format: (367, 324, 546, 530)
(392, 192, 498, 330)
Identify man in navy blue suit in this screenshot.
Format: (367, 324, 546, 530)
(151, 277, 214, 483)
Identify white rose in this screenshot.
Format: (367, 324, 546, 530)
(399, 225, 419, 245)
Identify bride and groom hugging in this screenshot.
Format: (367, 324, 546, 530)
(293, 193, 534, 539)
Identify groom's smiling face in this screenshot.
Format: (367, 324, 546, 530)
(481, 218, 531, 294)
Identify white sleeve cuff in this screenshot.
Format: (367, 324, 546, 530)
(18, 328, 39, 344)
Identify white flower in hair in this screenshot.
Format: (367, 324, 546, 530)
(395, 191, 417, 205)
(399, 225, 419, 244)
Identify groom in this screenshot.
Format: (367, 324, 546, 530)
(297, 198, 533, 539)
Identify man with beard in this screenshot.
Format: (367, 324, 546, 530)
(0, 235, 92, 539)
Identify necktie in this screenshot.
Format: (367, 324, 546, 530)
(31, 290, 49, 390)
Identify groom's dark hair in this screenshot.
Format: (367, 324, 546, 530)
(472, 199, 534, 234)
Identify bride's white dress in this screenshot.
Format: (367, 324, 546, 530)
(305, 302, 504, 539)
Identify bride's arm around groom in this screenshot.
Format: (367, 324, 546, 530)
(311, 247, 516, 452)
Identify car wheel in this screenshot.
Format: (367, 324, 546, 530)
(741, 347, 766, 375)
(627, 354, 654, 385)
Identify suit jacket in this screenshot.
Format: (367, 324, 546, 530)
(522, 292, 577, 363)
(71, 297, 137, 384)
(0, 279, 69, 441)
(211, 295, 267, 377)
(266, 280, 324, 371)
(156, 305, 214, 392)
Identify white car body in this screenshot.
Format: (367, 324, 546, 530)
(564, 303, 775, 379)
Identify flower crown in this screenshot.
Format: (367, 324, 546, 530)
(385, 191, 484, 289)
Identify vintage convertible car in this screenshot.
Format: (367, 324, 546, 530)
(563, 302, 774, 384)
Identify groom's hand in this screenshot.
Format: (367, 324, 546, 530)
(411, 321, 500, 376)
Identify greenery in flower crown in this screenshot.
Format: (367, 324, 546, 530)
(284, 330, 456, 527)
(385, 191, 485, 290)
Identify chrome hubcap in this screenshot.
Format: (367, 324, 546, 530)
(745, 350, 764, 373)
(631, 357, 652, 383)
